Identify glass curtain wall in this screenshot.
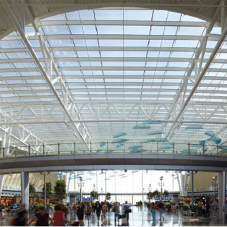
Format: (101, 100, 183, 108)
(68, 170, 176, 203)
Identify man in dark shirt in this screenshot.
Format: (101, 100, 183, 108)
(157, 201, 165, 221)
(27, 206, 52, 226)
(95, 201, 102, 223)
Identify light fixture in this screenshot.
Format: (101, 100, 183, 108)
(124, 169, 127, 172)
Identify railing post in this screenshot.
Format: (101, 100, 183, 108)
(28, 144, 31, 156)
(203, 143, 205, 155)
(188, 142, 190, 155)
(217, 145, 218, 156)
(107, 141, 108, 153)
(3, 147, 5, 159)
(43, 143, 45, 155)
(90, 142, 92, 154)
(140, 141, 142, 153)
(15, 147, 17, 157)
(173, 142, 175, 154)
(157, 142, 158, 154)
(58, 142, 60, 155)
(74, 142, 76, 154)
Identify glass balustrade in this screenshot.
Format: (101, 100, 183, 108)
(0, 141, 226, 158)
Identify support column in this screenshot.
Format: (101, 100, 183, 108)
(0, 175, 4, 197)
(191, 172, 194, 210)
(221, 0, 225, 32)
(21, 172, 29, 210)
(218, 171, 226, 219)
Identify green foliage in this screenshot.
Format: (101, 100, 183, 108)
(153, 190, 161, 197)
(54, 180, 67, 202)
(183, 203, 190, 211)
(163, 190, 169, 197)
(90, 191, 99, 200)
(106, 192, 111, 201)
(42, 182, 53, 199)
(29, 184, 37, 204)
(147, 192, 154, 202)
(164, 202, 170, 208)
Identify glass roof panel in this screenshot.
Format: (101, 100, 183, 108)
(1, 8, 223, 147)
(124, 10, 153, 20)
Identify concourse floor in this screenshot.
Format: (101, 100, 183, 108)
(0, 205, 226, 226)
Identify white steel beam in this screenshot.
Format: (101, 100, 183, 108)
(161, 5, 221, 138)
(1, 66, 227, 73)
(2, 56, 227, 64)
(1, 46, 226, 53)
(2, 34, 217, 41)
(36, 20, 209, 27)
(2, 0, 93, 148)
(0, 119, 226, 125)
(165, 22, 227, 139)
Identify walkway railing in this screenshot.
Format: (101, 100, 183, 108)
(1, 141, 227, 159)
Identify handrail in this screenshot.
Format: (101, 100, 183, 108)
(1, 141, 227, 159)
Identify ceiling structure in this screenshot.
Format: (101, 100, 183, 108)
(1, 0, 227, 155)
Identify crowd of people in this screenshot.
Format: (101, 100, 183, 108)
(7, 200, 132, 226)
(3, 198, 226, 226)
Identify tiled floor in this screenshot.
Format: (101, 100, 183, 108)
(1, 205, 226, 226)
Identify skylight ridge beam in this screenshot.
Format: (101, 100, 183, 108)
(3, 57, 227, 63)
(2, 34, 219, 41)
(0, 46, 215, 53)
(36, 20, 209, 27)
(0, 119, 226, 125)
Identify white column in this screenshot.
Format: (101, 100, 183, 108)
(142, 170, 144, 204)
(21, 172, 29, 210)
(218, 171, 226, 219)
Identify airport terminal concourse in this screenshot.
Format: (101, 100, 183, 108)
(0, 0, 227, 226)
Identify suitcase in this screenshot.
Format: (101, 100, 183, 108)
(71, 221, 80, 226)
(120, 214, 126, 219)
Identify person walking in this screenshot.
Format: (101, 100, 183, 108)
(223, 201, 227, 221)
(53, 205, 69, 226)
(76, 202, 85, 226)
(102, 202, 107, 220)
(198, 200, 203, 217)
(95, 201, 102, 224)
(15, 204, 27, 226)
(27, 206, 52, 226)
(113, 202, 121, 225)
(107, 202, 111, 214)
(60, 203, 70, 223)
(123, 201, 131, 223)
(157, 201, 164, 221)
(73, 203, 77, 218)
(85, 202, 92, 225)
(150, 202, 157, 221)
(47, 203, 54, 219)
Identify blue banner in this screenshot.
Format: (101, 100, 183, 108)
(155, 196, 170, 201)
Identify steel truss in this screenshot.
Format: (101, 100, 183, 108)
(2, 0, 95, 150)
(0, 103, 226, 125)
(164, 3, 227, 140)
(0, 1, 227, 150)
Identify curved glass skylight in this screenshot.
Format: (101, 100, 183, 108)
(0, 8, 227, 154)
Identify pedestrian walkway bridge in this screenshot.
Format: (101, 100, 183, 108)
(1, 142, 227, 174)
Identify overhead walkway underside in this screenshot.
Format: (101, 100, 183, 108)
(1, 154, 227, 174)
